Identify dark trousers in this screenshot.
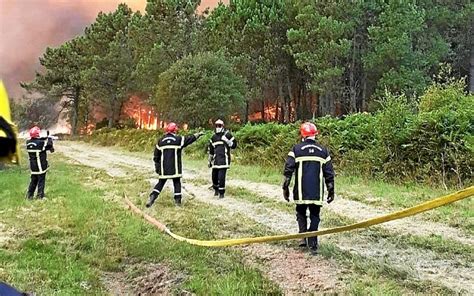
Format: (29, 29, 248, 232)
(151, 178, 182, 202)
(212, 168, 227, 194)
(27, 173, 46, 198)
(296, 204, 321, 247)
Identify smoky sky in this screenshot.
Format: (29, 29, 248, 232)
(0, 0, 224, 99)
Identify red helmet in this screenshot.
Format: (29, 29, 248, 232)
(300, 122, 318, 138)
(29, 126, 41, 138)
(165, 122, 178, 133)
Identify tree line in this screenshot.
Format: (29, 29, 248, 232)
(18, 0, 473, 133)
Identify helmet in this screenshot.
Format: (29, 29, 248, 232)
(29, 126, 41, 138)
(300, 122, 318, 138)
(215, 119, 224, 133)
(165, 122, 178, 133)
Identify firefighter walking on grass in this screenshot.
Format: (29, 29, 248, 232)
(208, 119, 237, 199)
(26, 126, 54, 199)
(146, 122, 204, 207)
(282, 122, 335, 254)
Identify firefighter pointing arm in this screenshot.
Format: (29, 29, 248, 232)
(208, 119, 237, 199)
(146, 122, 204, 208)
(282, 122, 335, 254)
(26, 126, 55, 199)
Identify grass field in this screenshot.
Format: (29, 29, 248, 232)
(1, 145, 472, 295)
(0, 156, 279, 295)
(184, 156, 473, 233)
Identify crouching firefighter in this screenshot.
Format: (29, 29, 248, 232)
(208, 119, 237, 198)
(26, 126, 55, 199)
(146, 122, 204, 207)
(282, 122, 335, 254)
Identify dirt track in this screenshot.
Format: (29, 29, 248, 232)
(57, 141, 474, 294)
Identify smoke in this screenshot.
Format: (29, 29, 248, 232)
(0, 0, 226, 99)
(1, 0, 226, 100)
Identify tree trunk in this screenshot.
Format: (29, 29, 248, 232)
(261, 100, 265, 122)
(319, 93, 335, 116)
(244, 100, 249, 124)
(278, 82, 287, 123)
(71, 86, 80, 135)
(108, 98, 116, 128)
(349, 40, 357, 112)
(470, 43, 474, 93)
(283, 77, 292, 123)
(275, 101, 279, 122)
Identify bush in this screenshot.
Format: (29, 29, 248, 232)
(87, 81, 473, 187)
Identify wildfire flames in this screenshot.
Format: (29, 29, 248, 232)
(122, 96, 162, 130)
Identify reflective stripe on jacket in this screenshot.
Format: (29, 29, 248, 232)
(154, 133, 197, 179)
(208, 131, 237, 169)
(284, 139, 335, 205)
(26, 138, 53, 174)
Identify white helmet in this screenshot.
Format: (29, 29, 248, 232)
(215, 119, 224, 133)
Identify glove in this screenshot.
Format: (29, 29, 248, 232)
(194, 131, 204, 138)
(222, 134, 233, 146)
(327, 183, 335, 204)
(282, 176, 291, 202)
(283, 187, 290, 202)
(208, 155, 213, 168)
(50, 147, 55, 153)
(155, 166, 160, 174)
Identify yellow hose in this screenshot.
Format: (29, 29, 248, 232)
(124, 186, 473, 247)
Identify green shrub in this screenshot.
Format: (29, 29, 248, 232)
(86, 81, 473, 187)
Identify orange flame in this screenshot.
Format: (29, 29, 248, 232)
(122, 96, 162, 130)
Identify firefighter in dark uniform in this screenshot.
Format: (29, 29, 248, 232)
(26, 126, 54, 199)
(208, 119, 237, 199)
(146, 122, 203, 207)
(282, 122, 335, 254)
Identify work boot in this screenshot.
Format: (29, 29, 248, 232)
(296, 212, 307, 247)
(213, 186, 219, 197)
(146, 194, 158, 208)
(298, 238, 307, 247)
(307, 237, 318, 255)
(219, 193, 225, 199)
(174, 198, 182, 207)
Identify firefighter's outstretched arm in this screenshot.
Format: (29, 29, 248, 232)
(323, 153, 335, 203)
(182, 131, 204, 148)
(46, 137, 55, 153)
(282, 149, 296, 201)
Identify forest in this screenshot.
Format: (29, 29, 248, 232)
(14, 0, 473, 133)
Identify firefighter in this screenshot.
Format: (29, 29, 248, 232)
(208, 119, 237, 199)
(146, 122, 203, 207)
(26, 126, 55, 199)
(282, 122, 335, 254)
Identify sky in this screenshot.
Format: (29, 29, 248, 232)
(0, 0, 224, 98)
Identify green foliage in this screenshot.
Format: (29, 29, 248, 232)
(155, 52, 246, 127)
(89, 80, 473, 187)
(85, 128, 161, 152)
(287, 1, 352, 94)
(22, 0, 473, 128)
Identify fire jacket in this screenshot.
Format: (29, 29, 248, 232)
(284, 138, 335, 205)
(154, 133, 197, 179)
(208, 131, 237, 169)
(26, 137, 54, 174)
